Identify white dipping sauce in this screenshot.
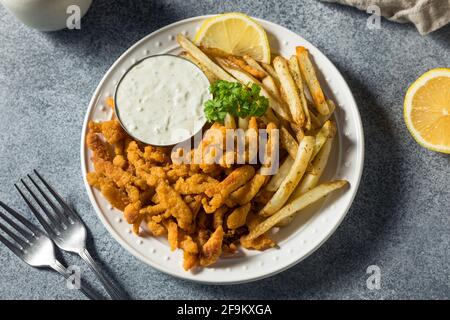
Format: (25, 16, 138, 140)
(115, 55, 210, 145)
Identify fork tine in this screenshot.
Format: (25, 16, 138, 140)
(0, 220, 28, 249)
(33, 170, 80, 221)
(19, 179, 62, 229)
(0, 208, 35, 242)
(15, 185, 57, 237)
(0, 233, 22, 256)
(0, 200, 42, 236)
(27, 174, 70, 224)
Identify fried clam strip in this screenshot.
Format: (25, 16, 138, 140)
(180, 235, 199, 270)
(174, 174, 219, 195)
(240, 213, 276, 250)
(259, 136, 315, 217)
(213, 206, 228, 229)
(156, 181, 193, 233)
(177, 34, 236, 82)
(86, 131, 113, 162)
(87, 172, 129, 210)
(227, 203, 251, 229)
(273, 56, 305, 126)
(200, 226, 224, 267)
(296, 46, 329, 115)
(89, 120, 126, 145)
(203, 165, 256, 213)
(226, 172, 267, 207)
(215, 57, 292, 123)
(246, 181, 349, 240)
(164, 220, 179, 251)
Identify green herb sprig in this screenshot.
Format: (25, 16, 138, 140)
(203, 80, 269, 123)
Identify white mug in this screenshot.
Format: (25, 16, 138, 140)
(0, 0, 93, 31)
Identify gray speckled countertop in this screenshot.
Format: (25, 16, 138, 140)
(0, 0, 449, 300)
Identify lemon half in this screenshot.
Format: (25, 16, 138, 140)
(194, 12, 271, 64)
(404, 68, 450, 154)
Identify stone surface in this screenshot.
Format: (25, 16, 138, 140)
(0, 0, 448, 300)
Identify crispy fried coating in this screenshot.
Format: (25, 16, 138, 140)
(180, 235, 199, 270)
(203, 165, 255, 212)
(87, 113, 285, 271)
(227, 203, 251, 229)
(156, 181, 193, 232)
(89, 120, 126, 145)
(165, 220, 179, 251)
(200, 226, 224, 267)
(175, 174, 219, 195)
(226, 173, 267, 207)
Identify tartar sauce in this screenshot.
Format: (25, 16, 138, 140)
(115, 55, 210, 145)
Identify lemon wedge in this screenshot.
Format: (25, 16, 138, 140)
(194, 12, 271, 64)
(404, 68, 450, 154)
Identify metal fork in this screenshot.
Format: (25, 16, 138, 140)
(15, 170, 127, 300)
(0, 200, 101, 300)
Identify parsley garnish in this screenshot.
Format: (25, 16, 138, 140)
(203, 80, 269, 123)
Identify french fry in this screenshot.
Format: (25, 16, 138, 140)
(288, 55, 311, 130)
(277, 137, 333, 226)
(265, 156, 295, 192)
(199, 46, 230, 59)
(243, 55, 268, 77)
(259, 136, 315, 217)
(177, 34, 236, 82)
(296, 46, 329, 115)
(215, 57, 292, 122)
(280, 126, 299, 159)
(224, 113, 236, 129)
(226, 56, 267, 79)
(294, 137, 333, 198)
(316, 99, 336, 125)
(273, 56, 305, 126)
(179, 51, 219, 83)
(200, 47, 266, 79)
(261, 62, 280, 85)
(246, 180, 349, 240)
(312, 120, 336, 160)
(262, 75, 282, 102)
(238, 117, 249, 130)
(290, 122, 305, 142)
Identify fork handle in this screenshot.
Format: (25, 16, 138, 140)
(50, 260, 102, 300)
(78, 248, 127, 300)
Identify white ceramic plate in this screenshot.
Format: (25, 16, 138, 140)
(80, 15, 364, 284)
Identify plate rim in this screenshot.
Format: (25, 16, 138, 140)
(80, 15, 365, 285)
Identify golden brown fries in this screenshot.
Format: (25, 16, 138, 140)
(273, 56, 305, 126)
(296, 46, 330, 115)
(177, 34, 236, 82)
(246, 180, 348, 240)
(259, 136, 315, 217)
(265, 156, 294, 192)
(288, 55, 311, 130)
(243, 55, 269, 77)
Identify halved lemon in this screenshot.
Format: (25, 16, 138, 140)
(404, 68, 450, 154)
(194, 12, 271, 64)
